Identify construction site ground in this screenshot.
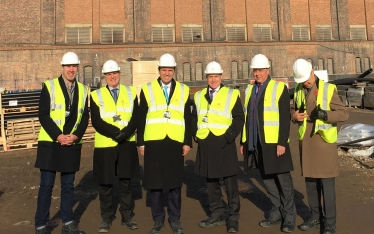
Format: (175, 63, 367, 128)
(0, 108, 374, 234)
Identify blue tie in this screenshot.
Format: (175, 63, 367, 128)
(163, 86, 169, 103)
(111, 88, 118, 103)
(210, 89, 215, 101)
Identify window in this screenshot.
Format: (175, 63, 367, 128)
(152, 24, 174, 42)
(327, 58, 333, 74)
(350, 25, 367, 40)
(268, 60, 272, 75)
(307, 58, 313, 67)
(231, 61, 238, 79)
(100, 24, 124, 44)
(226, 24, 246, 42)
(183, 63, 191, 81)
(182, 25, 202, 42)
(292, 25, 310, 41)
(242, 61, 249, 79)
(318, 59, 324, 70)
(356, 57, 362, 73)
(364, 58, 371, 71)
(65, 24, 91, 44)
(84, 66, 93, 86)
(315, 25, 332, 41)
(253, 24, 271, 41)
(195, 62, 203, 81)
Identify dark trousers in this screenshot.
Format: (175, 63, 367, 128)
(305, 177, 336, 226)
(252, 145, 296, 223)
(206, 175, 240, 222)
(150, 188, 181, 222)
(99, 178, 134, 222)
(34, 170, 75, 228)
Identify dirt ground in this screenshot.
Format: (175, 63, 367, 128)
(1, 108, 374, 234)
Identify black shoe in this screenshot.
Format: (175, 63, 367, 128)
(121, 219, 138, 230)
(281, 221, 295, 233)
(323, 224, 336, 234)
(299, 219, 320, 231)
(199, 217, 226, 228)
(169, 220, 184, 234)
(35, 227, 50, 234)
(227, 221, 239, 233)
(61, 222, 86, 234)
(149, 222, 164, 234)
(98, 220, 111, 233)
(259, 218, 282, 228)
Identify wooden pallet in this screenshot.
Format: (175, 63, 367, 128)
(2, 105, 39, 114)
(5, 142, 38, 151)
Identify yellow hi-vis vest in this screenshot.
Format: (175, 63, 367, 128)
(241, 80, 285, 143)
(142, 80, 190, 143)
(295, 79, 337, 143)
(194, 87, 239, 139)
(38, 78, 88, 143)
(91, 85, 137, 148)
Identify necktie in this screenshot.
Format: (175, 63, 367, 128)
(111, 88, 118, 103)
(210, 89, 215, 101)
(163, 86, 169, 103)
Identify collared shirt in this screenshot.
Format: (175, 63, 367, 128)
(64, 80, 76, 106)
(209, 86, 220, 100)
(161, 82, 171, 97)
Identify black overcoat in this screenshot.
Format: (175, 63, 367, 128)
(137, 78, 192, 190)
(35, 76, 89, 173)
(90, 86, 139, 184)
(192, 86, 245, 178)
(242, 79, 294, 175)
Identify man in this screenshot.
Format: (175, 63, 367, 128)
(192, 61, 244, 233)
(240, 54, 296, 233)
(90, 60, 139, 233)
(291, 59, 349, 234)
(137, 53, 192, 234)
(34, 52, 88, 234)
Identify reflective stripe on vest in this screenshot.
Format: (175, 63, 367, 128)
(194, 87, 238, 139)
(241, 80, 285, 143)
(38, 78, 87, 143)
(142, 80, 189, 143)
(295, 79, 337, 143)
(91, 85, 137, 148)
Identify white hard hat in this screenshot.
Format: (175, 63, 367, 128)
(158, 53, 176, 67)
(61, 52, 80, 65)
(250, 54, 270, 69)
(293, 59, 312, 83)
(102, 60, 120, 74)
(205, 61, 223, 74)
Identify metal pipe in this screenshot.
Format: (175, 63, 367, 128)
(337, 135, 374, 147)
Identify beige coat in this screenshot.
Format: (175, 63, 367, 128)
(293, 81, 349, 178)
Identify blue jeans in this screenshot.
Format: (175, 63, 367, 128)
(34, 170, 75, 228)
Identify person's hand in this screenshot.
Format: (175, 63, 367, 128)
(277, 145, 285, 157)
(182, 145, 190, 156)
(114, 131, 126, 143)
(57, 134, 74, 146)
(240, 145, 244, 155)
(292, 110, 308, 122)
(138, 146, 145, 156)
(310, 104, 327, 121)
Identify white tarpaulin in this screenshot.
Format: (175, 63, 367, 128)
(337, 123, 374, 147)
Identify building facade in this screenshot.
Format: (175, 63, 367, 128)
(0, 0, 374, 90)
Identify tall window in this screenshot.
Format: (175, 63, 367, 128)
(152, 25, 174, 42)
(231, 61, 238, 79)
(183, 63, 191, 81)
(292, 25, 310, 41)
(226, 24, 246, 42)
(307, 58, 313, 67)
(182, 25, 203, 42)
(356, 57, 362, 73)
(350, 25, 367, 40)
(253, 24, 271, 42)
(195, 62, 203, 81)
(315, 25, 332, 41)
(65, 24, 91, 44)
(84, 66, 93, 86)
(318, 59, 324, 70)
(327, 58, 334, 74)
(242, 61, 249, 79)
(364, 58, 371, 71)
(100, 24, 124, 44)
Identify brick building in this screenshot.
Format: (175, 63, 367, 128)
(0, 0, 374, 90)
